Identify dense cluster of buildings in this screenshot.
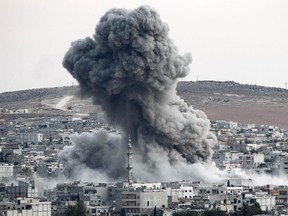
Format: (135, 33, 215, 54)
(211, 120, 288, 175)
(1, 107, 288, 215)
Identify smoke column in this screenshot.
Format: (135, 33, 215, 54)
(61, 6, 216, 180)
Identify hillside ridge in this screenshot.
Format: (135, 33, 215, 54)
(1, 81, 288, 128)
(1, 81, 287, 104)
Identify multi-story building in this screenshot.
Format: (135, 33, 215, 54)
(276, 155, 288, 174)
(233, 192, 275, 212)
(122, 188, 168, 216)
(0, 198, 51, 216)
(18, 133, 43, 144)
(7, 181, 40, 202)
(0, 163, 14, 178)
(276, 186, 288, 204)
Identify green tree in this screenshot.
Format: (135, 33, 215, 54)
(76, 200, 87, 215)
(65, 200, 87, 216)
(240, 203, 252, 216)
(231, 202, 263, 216)
(250, 202, 262, 215)
(120, 208, 126, 216)
(203, 209, 226, 216)
(65, 205, 77, 216)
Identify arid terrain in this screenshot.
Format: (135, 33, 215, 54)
(1, 81, 288, 129)
(177, 81, 288, 129)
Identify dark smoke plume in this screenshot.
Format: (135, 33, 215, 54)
(61, 6, 216, 179)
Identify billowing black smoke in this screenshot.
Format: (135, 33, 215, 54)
(61, 6, 216, 180)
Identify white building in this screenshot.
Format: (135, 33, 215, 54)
(130, 182, 161, 190)
(122, 189, 168, 216)
(10, 109, 29, 114)
(225, 186, 244, 195)
(0, 198, 51, 216)
(246, 144, 268, 152)
(238, 153, 264, 168)
(165, 184, 194, 201)
(0, 163, 14, 178)
(214, 120, 238, 130)
(88, 205, 110, 216)
(19, 133, 43, 144)
(239, 123, 256, 130)
(255, 192, 276, 211)
(234, 192, 275, 212)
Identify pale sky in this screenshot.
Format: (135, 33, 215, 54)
(0, 0, 287, 93)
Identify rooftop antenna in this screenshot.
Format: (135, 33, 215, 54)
(127, 135, 133, 187)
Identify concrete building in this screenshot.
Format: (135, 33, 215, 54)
(277, 155, 288, 174)
(7, 181, 40, 201)
(239, 123, 256, 130)
(233, 192, 275, 212)
(238, 153, 264, 169)
(0, 198, 51, 216)
(88, 205, 110, 216)
(213, 120, 238, 130)
(122, 189, 168, 216)
(19, 133, 43, 144)
(276, 186, 288, 204)
(0, 163, 14, 178)
(163, 182, 194, 208)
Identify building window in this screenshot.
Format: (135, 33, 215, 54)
(147, 201, 149, 207)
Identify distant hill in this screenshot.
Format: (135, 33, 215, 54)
(177, 81, 288, 129)
(0, 86, 77, 107)
(1, 81, 288, 128)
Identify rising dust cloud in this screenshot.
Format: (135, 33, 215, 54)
(60, 5, 281, 184)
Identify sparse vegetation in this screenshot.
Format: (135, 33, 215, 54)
(65, 200, 87, 216)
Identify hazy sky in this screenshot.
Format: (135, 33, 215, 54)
(0, 0, 287, 93)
